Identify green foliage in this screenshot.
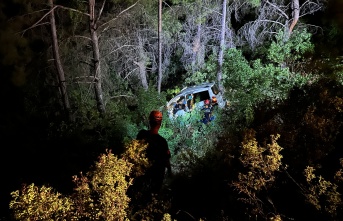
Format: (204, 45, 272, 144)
(232, 78, 343, 219)
(166, 86, 182, 101)
(248, 0, 261, 7)
(9, 184, 73, 221)
(69, 87, 99, 121)
(51, 83, 139, 147)
(136, 86, 167, 125)
(267, 30, 314, 65)
(170, 0, 196, 4)
(221, 48, 309, 126)
(184, 54, 217, 85)
(66, 0, 87, 35)
(185, 71, 211, 85)
(165, 109, 222, 173)
(162, 11, 183, 40)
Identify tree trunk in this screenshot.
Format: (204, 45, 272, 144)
(89, 0, 106, 115)
(192, 24, 201, 67)
(157, 0, 162, 94)
(289, 0, 299, 36)
(48, 0, 73, 121)
(217, 0, 227, 93)
(136, 36, 149, 90)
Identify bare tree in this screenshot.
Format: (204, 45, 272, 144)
(88, 0, 106, 115)
(135, 33, 149, 90)
(217, 0, 227, 93)
(100, 2, 170, 92)
(48, 0, 73, 121)
(289, 0, 299, 35)
(57, 1, 139, 115)
(20, 1, 74, 121)
(158, 0, 162, 93)
(178, 1, 221, 76)
(237, 0, 324, 49)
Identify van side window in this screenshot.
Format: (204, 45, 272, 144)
(211, 85, 219, 95)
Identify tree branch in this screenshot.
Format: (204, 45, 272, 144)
(99, 0, 140, 31)
(21, 5, 58, 35)
(110, 95, 134, 99)
(21, 4, 89, 36)
(258, 19, 286, 28)
(265, 0, 289, 19)
(73, 35, 92, 41)
(55, 5, 90, 17)
(95, 0, 106, 24)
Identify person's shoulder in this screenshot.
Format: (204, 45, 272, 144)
(156, 133, 167, 140)
(156, 134, 168, 146)
(136, 129, 149, 140)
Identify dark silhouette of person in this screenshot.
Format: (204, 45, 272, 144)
(136, 110, 172, 193)
(201, 99, 214, 124)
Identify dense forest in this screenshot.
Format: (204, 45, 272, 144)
(1, 0, 343, 220)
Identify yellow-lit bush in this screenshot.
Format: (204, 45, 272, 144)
(9, 183, 73, 221)
(232, 129, 283, 218)
(71, 149, 133, 220)
(130, 194, 172, 221)
(304, 163, 342, 216)
(121, 139, 150, 177)
(9, 149, 134, 221)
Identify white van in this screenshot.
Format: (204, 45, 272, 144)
(166, 82, 226, 118)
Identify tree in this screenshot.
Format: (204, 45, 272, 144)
(48, 0, 73, 121)
(100, 1, 173, 93)
(217, 0, 227, 93)
(158, 0, 162, 93)
(54, 0, 140, 117)
(7, 1, 73, 121)
(237, 0, 324, 49)
(177, 0, 222, 81)
(88, 0, 106, 115)
(289, 0, 299, 35)
(100, 3, 155, 91)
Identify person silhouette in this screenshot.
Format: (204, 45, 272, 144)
(136, 110, 172, 193)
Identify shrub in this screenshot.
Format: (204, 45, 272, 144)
(71, 149, 133, 220)
(9, 149, 133, 221)
(9, 183, 73, 221)
(304, 164, 343, 217)
(232, 129, 283, 218)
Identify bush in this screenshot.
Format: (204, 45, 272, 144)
(10, 149, 133, 221)
(232, 129, 283, 219)
(9, 184, 73, 221)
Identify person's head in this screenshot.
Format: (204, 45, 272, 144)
(211, 96, 217, 104)
(149, 110, 163, 129)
